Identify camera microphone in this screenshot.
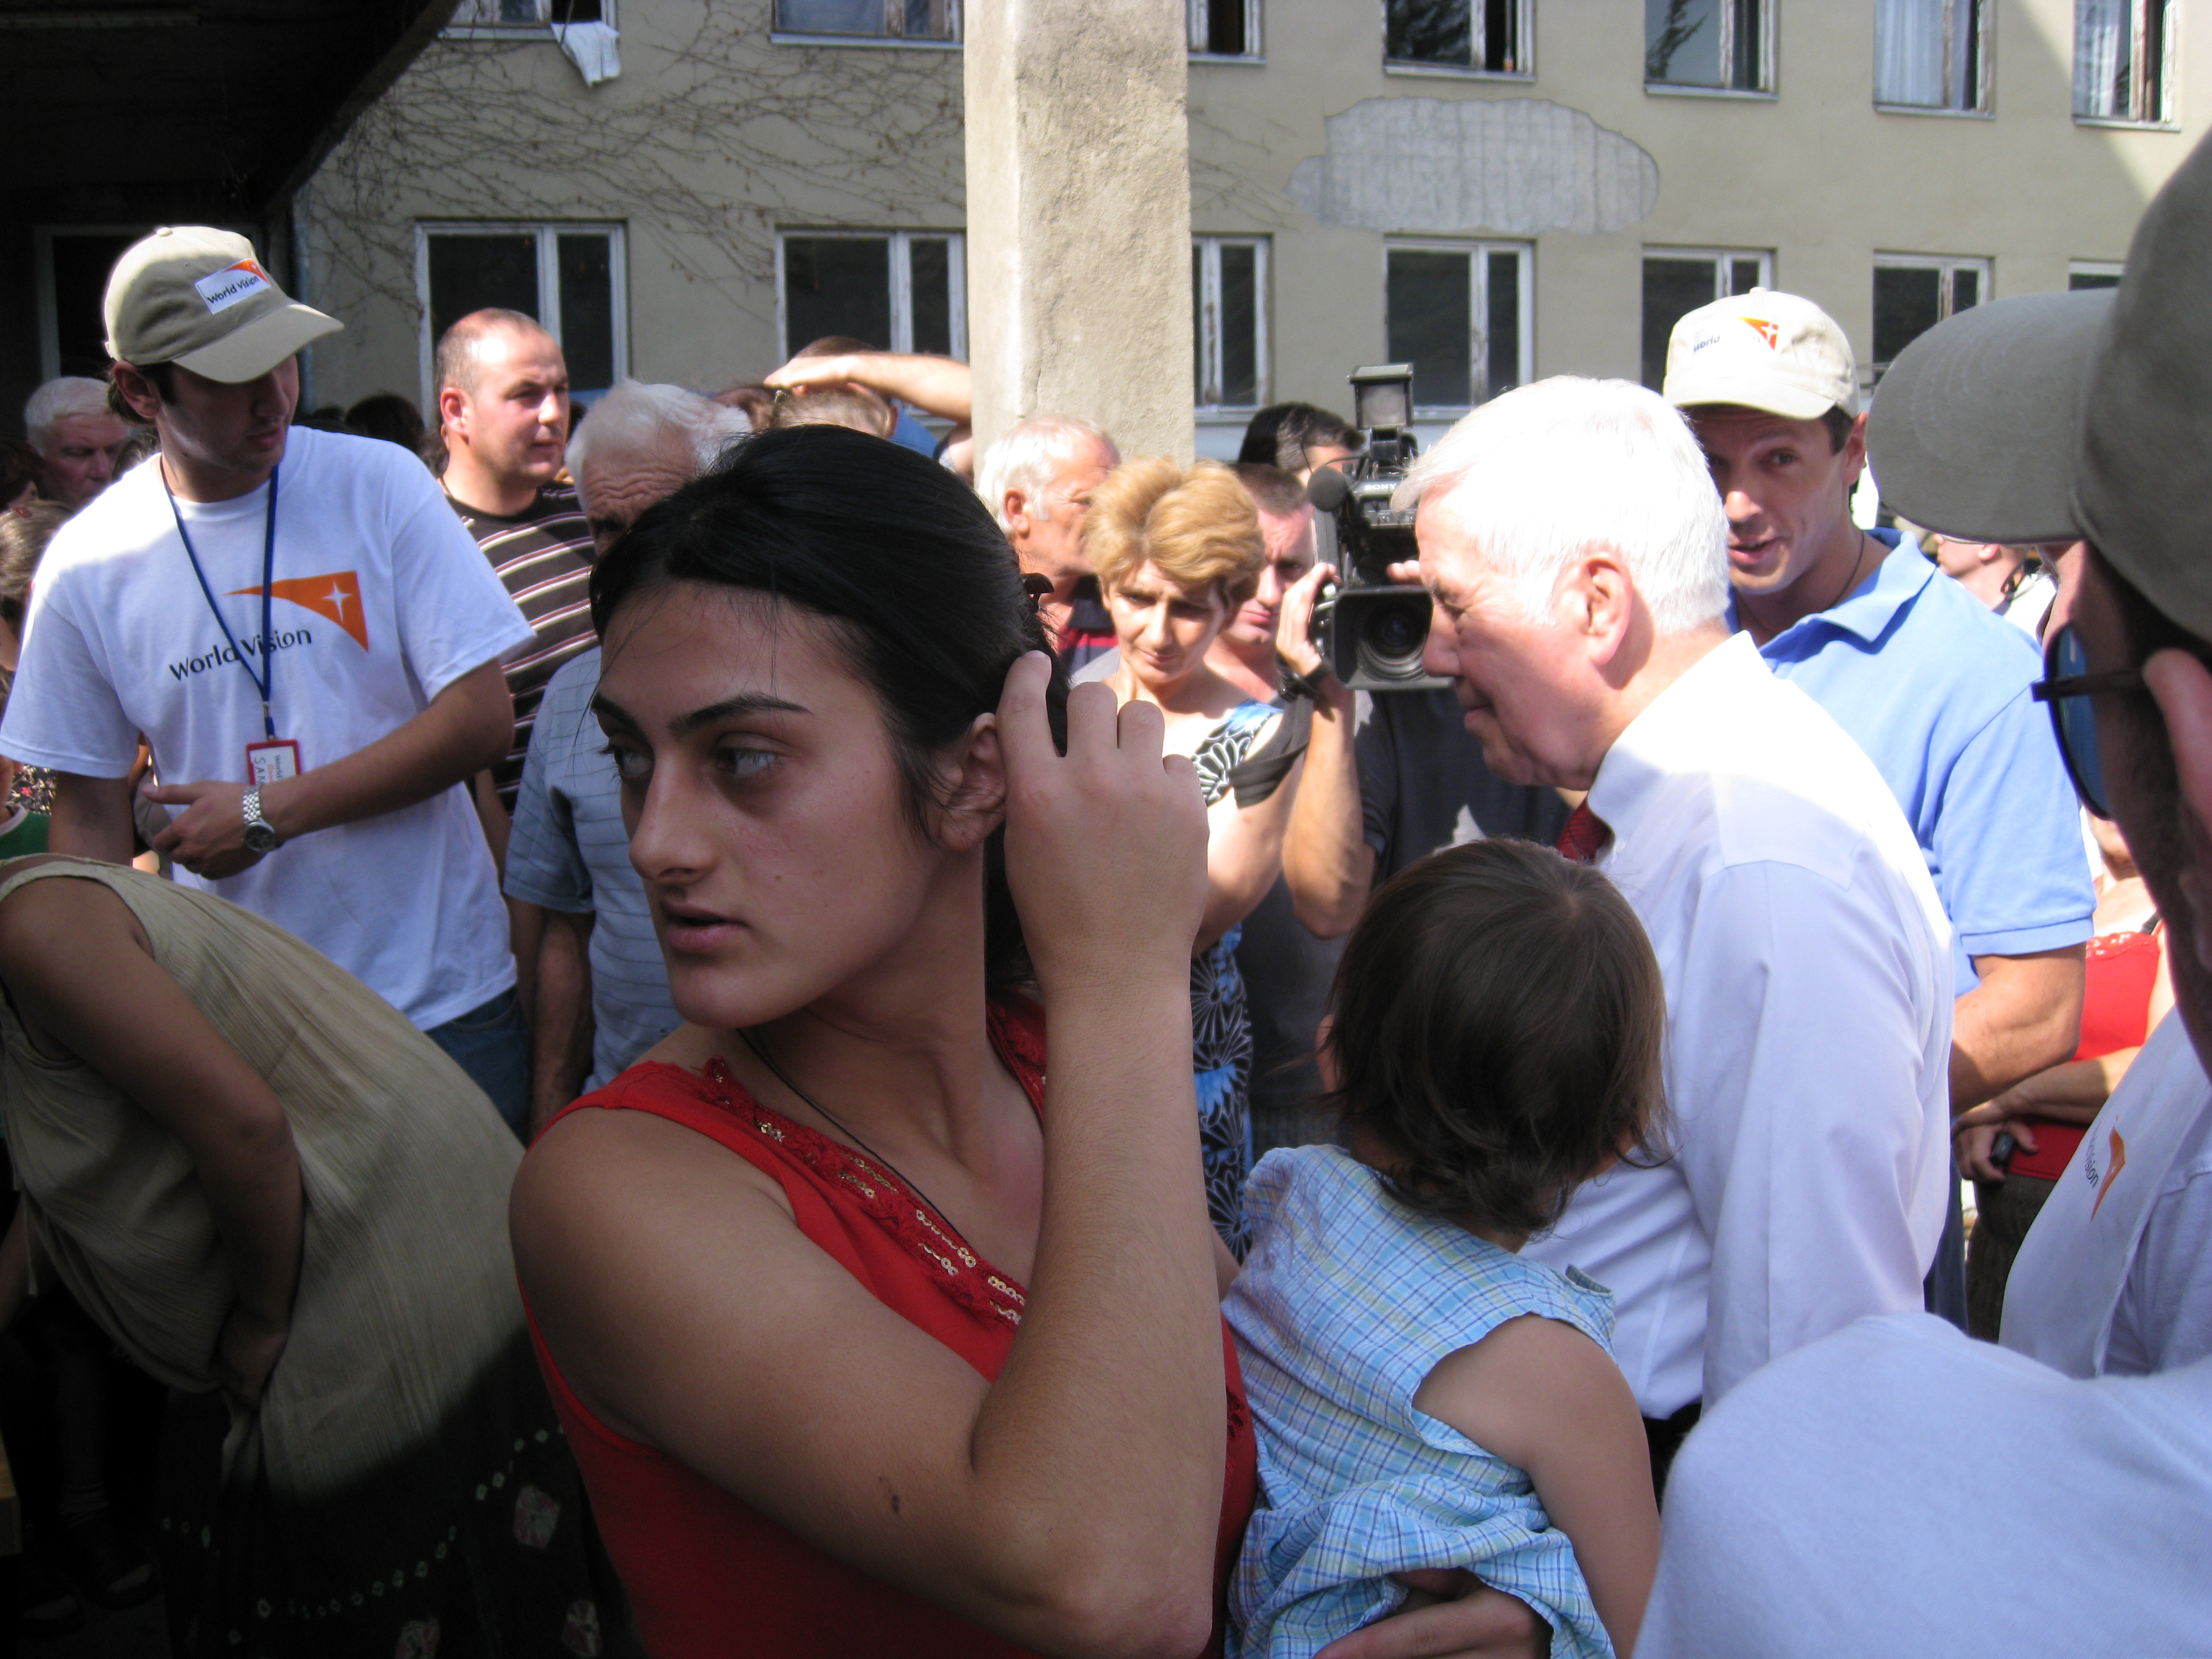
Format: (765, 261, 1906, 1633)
(1306, 467, 1350, 513)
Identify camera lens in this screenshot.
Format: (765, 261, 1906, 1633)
(1360, 597, 1428, 669)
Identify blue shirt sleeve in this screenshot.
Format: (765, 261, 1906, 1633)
(504, 665, 596, 914)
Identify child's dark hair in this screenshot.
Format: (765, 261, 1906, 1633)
(1324, 838, 1670, 1236)
(588, 424, 1069, 990)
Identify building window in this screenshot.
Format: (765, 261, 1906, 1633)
(1646, 0, 1769, 92)
(1193, 237, 1269, 410)
(418, 223, 625, 398)
(1872, 254, 1989, 374)
(1875, 0, 1986, 111)
(1191, 0, 1259, 57)
(778, 232, 967, 362)
(773, 0, 957, 42)
(2075, 0, 2172, 123)
(1384, 242, 1531, 413)
(446, 0, 603, 30)
(1385, 0, 1531, 75)
(2069, 261, 2125, 290)
(1639, 248, 1773, 390)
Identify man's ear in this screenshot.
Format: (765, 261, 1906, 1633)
(1567, 549, 1636, 665)
(1840, 409, 1869, 491)
(109, 364, 163, 425)
(438, 385, 471, 444)
(1002, 491, 1031, 543)
(937, 712, 1007, 853)
(2143, 649, 2212, 975)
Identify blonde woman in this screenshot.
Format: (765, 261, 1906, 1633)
(1088, 457, 1298, 1252)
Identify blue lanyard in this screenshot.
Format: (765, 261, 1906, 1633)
(165, 465, 279, 739)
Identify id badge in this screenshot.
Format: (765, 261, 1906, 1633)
(247, 739, 301, 786)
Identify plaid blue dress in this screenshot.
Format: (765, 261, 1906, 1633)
(1223, 1145, 1618, 1659)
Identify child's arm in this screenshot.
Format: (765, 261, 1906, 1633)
(1412, 1315, 1660, 1656)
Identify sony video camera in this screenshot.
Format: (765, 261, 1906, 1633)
(1306, 364, 1446, 692)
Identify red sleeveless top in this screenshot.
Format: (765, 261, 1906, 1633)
(2007, 927, 2162, 1182)
(525, 997, 1258, 1658)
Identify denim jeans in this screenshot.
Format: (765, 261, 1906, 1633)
(426, 986, 530, 1142)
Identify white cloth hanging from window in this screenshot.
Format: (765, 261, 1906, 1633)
(2075, 0, 2127, 117)
(1875, 0, 1976, 108)
(553, 19, 621, 84)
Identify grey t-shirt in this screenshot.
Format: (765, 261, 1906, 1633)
(504, 646, 681, 1091)
(1356, 688, 1569, 879)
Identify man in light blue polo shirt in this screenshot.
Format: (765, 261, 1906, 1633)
(1665, 290, 2093, 1326)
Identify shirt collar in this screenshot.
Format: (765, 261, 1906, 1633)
(1728, 542, 1933, 649)
(1586, 631, 1769, 849)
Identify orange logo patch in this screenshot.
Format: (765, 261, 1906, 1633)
(1741, 317, 1781, 349)
(2091, 1126, 2128, 1219)
(228, 571, 367, 651)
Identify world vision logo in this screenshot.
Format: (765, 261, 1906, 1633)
(2089, 1126, 2129, 1219)
(1740, 317, 1781, 350)
(227, 571, 368, 651)
(192, 258, 274, 315)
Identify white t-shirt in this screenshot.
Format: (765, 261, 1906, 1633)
(1637, 1313, 2212, 1658)
(1, 430, 533, 1029)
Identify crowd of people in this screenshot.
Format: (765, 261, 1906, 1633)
(0, 132, 2206, 1657)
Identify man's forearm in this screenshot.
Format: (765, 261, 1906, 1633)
(1282, 684, 1372, 938)
(530, 908, 596, 1138)
(48, 771, 137, 864)
(262, 660, 514, 843)
(837, 353, 972, 422)
(1949, 946, 2089, 1112)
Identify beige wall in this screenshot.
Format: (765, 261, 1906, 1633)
(301, 0, 2201, 447)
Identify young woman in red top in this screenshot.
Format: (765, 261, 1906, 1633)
(511, 427, 1545, 1659)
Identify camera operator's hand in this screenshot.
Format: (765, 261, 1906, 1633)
(1276, 563, 1337, 687)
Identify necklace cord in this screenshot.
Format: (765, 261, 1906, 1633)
(737, 1029, 953, 1225)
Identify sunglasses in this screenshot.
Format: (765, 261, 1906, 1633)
(2032, 622, 2144, 818)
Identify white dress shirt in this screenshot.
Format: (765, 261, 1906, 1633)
(1522, 633, 1953, 1415)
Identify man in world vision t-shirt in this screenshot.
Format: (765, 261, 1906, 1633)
(0, 227, 537, 1135)
(433, 310, 596, 814)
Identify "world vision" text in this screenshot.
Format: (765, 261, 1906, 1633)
(167, 629, 314, 681)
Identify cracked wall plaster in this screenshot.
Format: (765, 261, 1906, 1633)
(1288, 97, 1659, 237)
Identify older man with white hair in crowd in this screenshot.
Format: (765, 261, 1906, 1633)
(975, 414, 1120, 669)
(22, 377, 130, 510)
(503, 379, 750, 1133)
(1400, 377, 1954, 1496)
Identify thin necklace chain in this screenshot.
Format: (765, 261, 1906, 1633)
(1823, 529, 1877, 617)
(738, 1029, 952, 1225)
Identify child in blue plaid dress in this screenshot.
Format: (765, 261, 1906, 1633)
(1224, 839, 1671, 1658)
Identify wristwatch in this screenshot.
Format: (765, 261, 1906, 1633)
(242, 788, 281, 855)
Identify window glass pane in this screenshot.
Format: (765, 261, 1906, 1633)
(1647, 0, 1722, 85)
(556, 234, 616, 392)
(1193, 244, 1207, 401)
(2145, 0, 2170, 119)
(427, 234, 541, 348)
(1218, 243, 1260, 406)
(1484, 251, 1521, 399)
(783, 237, 891, 356)
(1387, 0, 1472, 66)
(2069, 270, 2123, 291)
(1728, 258, 1764, 295)
(499, 0, 542, 19)
(902, 0, 954, 38)
(1387, 250, 1473, 409)
(2075, 0, 2128, 117)
(1482, 0, 1517, 71)
(910, 237, 953, 357)
(1730, 0, 1761, 88)
(1873, 265, 1944, 365)
(1949, 266, 1980, 313)
(1204, 0, 1246, 55)
(1640, 257, 1719, 391)
(776, 0, 884, 35)
(552, 0, 604, 19)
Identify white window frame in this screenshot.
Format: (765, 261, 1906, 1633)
(770, 0, 961, 49)
(1640, 246, 1772, 388)
(1874, 0, 1991, 116)
(444, 0, 611, 38)
(1383, 0, 1535, 79)
(2073, 0, 2176, 126)
(774, 230, 968, 363)
(1193, 236, 1270, 412)
(414, 221, 629, 408)
(1189, 0, 1261, 60)
(1871, 252, 1991, 372)
(1645, 0, 1775, 97)
(1384, 238, 1534, 416)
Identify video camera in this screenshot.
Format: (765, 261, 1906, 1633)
(1306, 364, 1446, 692)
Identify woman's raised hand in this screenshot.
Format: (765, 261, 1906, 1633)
(996, 653, 1208, 997)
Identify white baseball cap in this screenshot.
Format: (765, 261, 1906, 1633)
(1662, 289, 1858, 420)
(103, 226, 341, 384)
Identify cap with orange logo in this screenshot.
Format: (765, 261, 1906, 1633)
(103, 226, 342, 384)
(1662, 289, 1858, 421)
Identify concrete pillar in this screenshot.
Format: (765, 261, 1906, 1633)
(965, 0, 1193, 462)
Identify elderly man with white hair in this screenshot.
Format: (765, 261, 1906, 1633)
(504, 379, 750, 1134)
(975, 414, 1120, 668)
(1402, 376, 1954, 1495)
(23, 376, 129, 510)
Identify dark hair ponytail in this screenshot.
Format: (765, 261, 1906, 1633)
(590, 424, 1070, 989)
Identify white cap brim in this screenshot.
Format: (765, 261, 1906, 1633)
(171, 302, 343, 384)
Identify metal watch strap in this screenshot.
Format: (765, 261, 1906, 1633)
(242, 787, 279, 851)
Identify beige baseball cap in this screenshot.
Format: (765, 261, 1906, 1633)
(103, 226, 341, 383)
(1663, 289, 1859, 420)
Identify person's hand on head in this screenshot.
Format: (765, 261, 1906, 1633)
(994, 653, 1207, 996)
(144, 778, 267, 880)
(763, 354, 857, 394)
(1314, 1572, 1550, 1659)
(1276, 562, 1337, 684)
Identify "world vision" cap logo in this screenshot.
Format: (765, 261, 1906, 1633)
(194, 258, 274, 315)
(1740, 317, 1781, 349)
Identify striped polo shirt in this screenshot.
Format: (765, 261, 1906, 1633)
(448, 483, 596, 806)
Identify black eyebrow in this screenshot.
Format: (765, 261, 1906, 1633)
(589, 690, 810, 739)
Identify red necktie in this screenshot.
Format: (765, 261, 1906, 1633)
(1556, 801, 1611, 864)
